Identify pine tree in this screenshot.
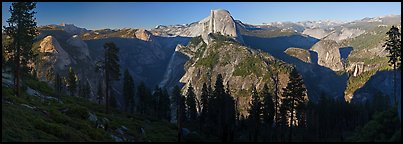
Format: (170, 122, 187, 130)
(223, 82, 236, 142)
(278, 97, 288, 142)
(186, 83, 197, 121)
(123, 69, 134, 112)
(384, 25, 401, 106)
(262, 83, 275, 127)
(77, 79, 89, 99)
(281, 68, 307, 141)
(96, 42, 121, 113)
(213, 74, 226, 137)
(207, 81, 215, 127)
(3, 2, 37, 97)
(137, 81, 149, 114)
(97, 81, 104, 104)
(214, 74, 225, 116)
(160, 88, 171, 120)
(270, 72, 280, 126)
(172, 85, 184, 142)
(248, 85, 262, 142)
(110, 94, 117, 108)
(152, 86, 162, 118)
(67, 67, 77, 97)
(54, 73, 62, 102)
(262, 83, 275, 141)
(200, 83, 209, 126)
(78, 80, 83, 97)
(83, 80, 91, 99)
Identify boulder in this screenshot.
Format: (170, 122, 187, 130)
(96, 117, 110, 130)
(140, 127, 146, 136)
(20, 104, 36, 110)
(2, 77, 13, 88)
(88, 112, 98, 124)
(26, 87, 62, 103)
(121, 125, 128, 132)
(110, 134, 124, 142)
(116, 128, 124, 135)
(310, 40, 344, 71)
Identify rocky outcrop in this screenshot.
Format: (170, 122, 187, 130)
(284, 47, 311, 63)
(200, 9, 244, 44)
(60, 23, 89, 35)
(347, 62, 365, 77)
(352, 63, 364, 77)
(310, 40, 344, 71)
(38, 35, 72, 73)
(174, 36, 291, 117)
(40, 36, 62, 53)
(151, 9, 244, 44)
(134, 29, 153, 41)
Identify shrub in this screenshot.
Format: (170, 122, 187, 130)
(233, 56, 263, 76)
(195, 51, 219, 68)
(65, 105, 89, 120)
(25, 77, 56, 96)
(49, 109, 70, 124)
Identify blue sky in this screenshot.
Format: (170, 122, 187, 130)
(2, 2, 401, 30)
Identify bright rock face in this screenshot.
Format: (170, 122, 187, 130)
(151, 9, 244, 44)
(39, 36, 72, 70)
(310, 40, 344, 71)
(200, 9, 244, 44)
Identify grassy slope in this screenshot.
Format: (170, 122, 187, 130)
(2, 76, 177, 142)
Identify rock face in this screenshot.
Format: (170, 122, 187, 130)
(34, 30, 101, 102)
(134, 29, 153, 41)
(323, 28, 365, 42)
(38, 36, 72, 75)
(66, 35, 90, 59)
(60, 23, 89, 35)
(199, 9, 244, 44)
(284, 47, 311, 63)
(159, 44, 191, 92)
(310, 40, 344, 71)
(151, 9, 244, 44)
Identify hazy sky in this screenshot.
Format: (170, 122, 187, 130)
(2, 2, 401, 30)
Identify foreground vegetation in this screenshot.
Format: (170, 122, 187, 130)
(2, 75, 177, 142)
